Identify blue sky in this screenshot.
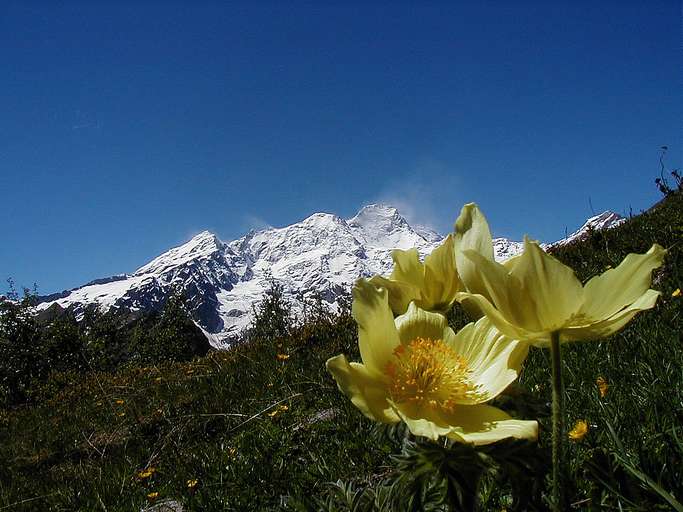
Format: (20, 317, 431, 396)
(1, 1, 680, 293)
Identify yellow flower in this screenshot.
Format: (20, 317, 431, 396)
(369, 235, 461, 315)
(276, 353, 290, 361)
(326, 279, 537, 445)
(672, 288, 681, 297)
(136, 467, 156, 480)
(596, 376, 608, 398)
(186, 478, 199, 489)
(568, 420, 589, 441)
(117, 412, 126, 417)
(115, 399, 125, 405)
(453, 203, 666, 347)
(147, 492, 159, 501)
(268, 404, 289, 417)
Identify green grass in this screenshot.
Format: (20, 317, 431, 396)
(1, 193, 681, 511)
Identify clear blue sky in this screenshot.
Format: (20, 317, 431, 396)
(1, 1, 680, 294)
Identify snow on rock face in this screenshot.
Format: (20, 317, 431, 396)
(135, 231, 225, 276)
(36, 206, 624, 348)
(552, 211, 626, 247)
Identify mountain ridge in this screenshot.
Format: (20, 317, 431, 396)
(35, 204, 624, 347)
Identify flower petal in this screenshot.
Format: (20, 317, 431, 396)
(453, 203, 495, 297)
(447, 317, 529, 403)
(457, 249, 538, 329)
(442, 404, 539, 445)
(562, 288, 661, 342)
(389, 248, 425, 289)
(394, 402, 538, 445)
(391, 401, 453, 440)
(578, 244, 666, 321)
(507, 238, 584, 331)
(455, 291, 543, 344)
(422, 234, 461, 312)
(326, 355, 399, 423)
(368, 274, 419, 316)
(394, 302, 451, 345)
(352, 279, 401, 375)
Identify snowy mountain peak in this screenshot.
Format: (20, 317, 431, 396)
(134, 230, 224, 276)
(301, 212, 346, 229)
(348, 203, 405, 229)
(37, 205, 626, 348)
(347, 203, 431, 251)
(554, 211, 625, 247)
(584, 211, 625, 231)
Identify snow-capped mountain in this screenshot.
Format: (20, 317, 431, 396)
(36, 205, 624, 348)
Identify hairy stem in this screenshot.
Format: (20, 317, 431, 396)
(550, 330, 564, 511)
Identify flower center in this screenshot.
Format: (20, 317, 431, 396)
(384, 337, 483, 411)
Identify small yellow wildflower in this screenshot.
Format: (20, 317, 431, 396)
(96, 401, 103, 407)
(186, 478, 199, 490)
(117, 412, 126, 417)
(147, 492, 159, 501)
(268, 404, 289, 417)
(227, 446, 238, 458)
(276, 353, 290, 361)
(673, 288, 681, 298)
(568, 420, 589, 441)
(596, 376, 608, 398)
(115, 399, 125, 405)
(136, 467, 157, 480)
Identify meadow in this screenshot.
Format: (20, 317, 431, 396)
(1, 192, 681, 511)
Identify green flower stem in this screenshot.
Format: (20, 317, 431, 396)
(550, 330, 564, 511)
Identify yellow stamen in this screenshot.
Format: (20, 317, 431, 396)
(384, 337, 483, 411)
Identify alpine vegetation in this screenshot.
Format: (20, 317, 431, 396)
(1, 193, 680, 511)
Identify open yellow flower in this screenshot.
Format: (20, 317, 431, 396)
(326, 279, 537, 445)
(568, 420, 589, 441)
(453, 203, 666, 347)
(369, 235, 460, 315)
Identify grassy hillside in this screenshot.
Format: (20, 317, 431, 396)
(1, 193, 681, 511)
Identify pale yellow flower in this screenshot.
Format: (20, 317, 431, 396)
(453, 203, 666, 347)
(326, 279, 537, 445)
(672, 288, 681, 298)
(186, 478, 199, 489)
(147, 492, 159, 501)
(369, 235, 461, 315)
(276, 353, 290, 361)
(568, 420, 589, 441)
